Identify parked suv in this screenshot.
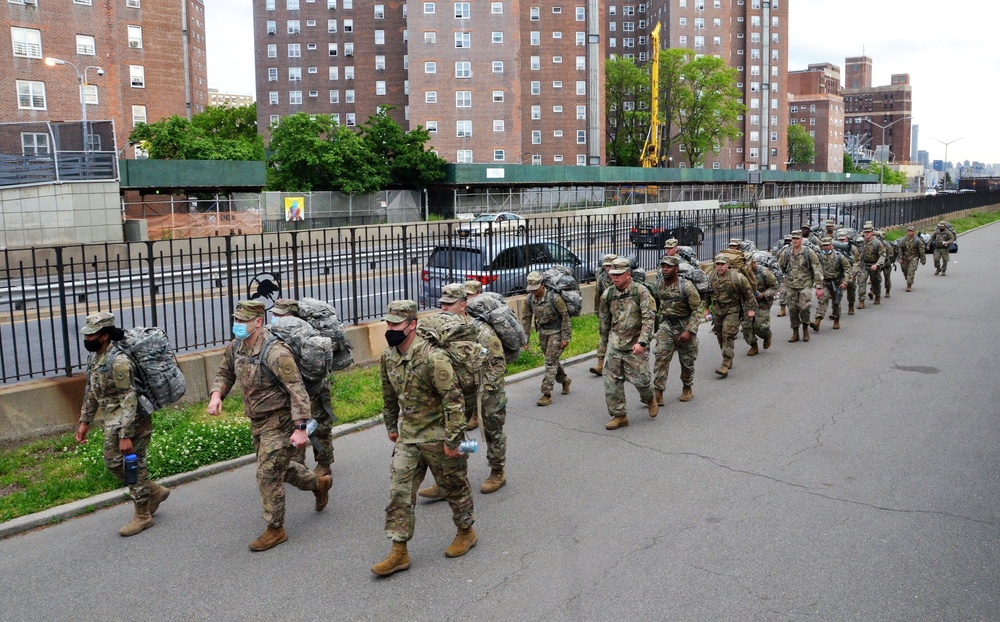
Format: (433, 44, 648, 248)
(420, 239, 592, 307)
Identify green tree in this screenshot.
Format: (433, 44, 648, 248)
(128, 105, 263, 160)
(786, 123, 815, 167)
(604, 57, 649, 166)
(864, 162, 907, 186)
(674, 56, 745, 167)
(657, 48, 689, 166)
(843, 153, 860, 174)
(359, 109, 446, 188)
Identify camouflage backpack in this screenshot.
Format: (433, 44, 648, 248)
(720, 248, 757, 293)
(101, 327, 186, 419)
(416, 312, 488, 416)
(265, 317, 335, 384)
(466, 292, 528, 364)
(751, 251, 785, 286)
(541, 265, 583, 317)
(296, 297, 354, 371)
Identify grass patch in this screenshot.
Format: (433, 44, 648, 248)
(885, 209, 1000, 241)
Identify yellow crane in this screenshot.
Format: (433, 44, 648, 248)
(639, 22, 662, 168)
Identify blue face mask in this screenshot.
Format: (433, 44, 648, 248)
(270, 317, 280, 325)
(232, 322, 250, 339)
(822, 248, 833, 255)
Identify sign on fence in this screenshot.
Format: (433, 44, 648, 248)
(284, 197, 306, 221)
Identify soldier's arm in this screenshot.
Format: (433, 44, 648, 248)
(598, 290, 611, 344)
(759, 272, 777, 301)
(554, 295, 571, 344)
(638, 286, 656, 346)
(269, 345, 311, 422)
(838, 256, 851, 286)
(380, 355, 400, 434)
(810, 251, 825, 285)
(520, 298, 534, 338)
(209, 343, 236, 399)
(876, 243, 887, 267)
(739, 276, 759, 314)
(430, 353, 466, 449)
(80, 368, 98, 425)
(110, 354, 140, 439)
(684, 286, 702, 333)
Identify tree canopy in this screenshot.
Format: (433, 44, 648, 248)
(674, 55, 744, 167)
(605, 56, 649, 167)
(786, 124, 815, 167)
(128, 105, 263, 160)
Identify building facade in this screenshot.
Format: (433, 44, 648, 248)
(787, 62, 844, 173)
(209, 88, 255, 107)
(842, 55, 912, 166)
(2, 0, 208, 159)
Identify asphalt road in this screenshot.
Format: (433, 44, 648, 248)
(1, 225, 998, 622)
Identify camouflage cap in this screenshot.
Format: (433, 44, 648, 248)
(384, 299, 417, 323)
(233, 300, 266, 321)
(875, 230, 885, 238)
(937, 221, 946, 227)
(270, 298, 299, 316)
(907, 224, 915, 231)
(464, 279, 483, 295)
(864, 220, 875, 228)
(825, 219, 836, 226)
(609, 257, 632, 275)
(862, 224, 874, 232)
(526, 270, 544, 291)
(439, 282, 468, 304)
(790, 231, 803, 239)
(660, 255, 681, 267)
(601, 253, 619, 266)
(713, 254, 730, 265)
(663, 238, 679, 249)
(821, 236, 834, 245)
(80, 311, 115, 335)
(801, 223, 812, 230)
(728, 238, 742, 247)
(783, 234, 792, 242)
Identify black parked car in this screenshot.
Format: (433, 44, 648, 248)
(630, 217, 704, 248)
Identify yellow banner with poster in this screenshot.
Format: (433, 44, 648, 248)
(284, 197, 306, 221)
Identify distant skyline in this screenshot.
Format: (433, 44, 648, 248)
(204, 0, 1000, 166)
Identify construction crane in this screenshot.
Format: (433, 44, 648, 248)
(639, 22, 662, 168)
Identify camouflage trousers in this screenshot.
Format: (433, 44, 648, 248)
(743, 301, 773, 345)
(385, 442, 474, 542)
(815, 283, 843, 319)
(292, 388, 335, 471)
(254, 429, 320, 528)
(537, 331, 567, 395)
(653, 319, 698, 392)
(462, 386, 508, 470)
(103, 420, 153, 504)
(785, 287, 813, 329)
(858, 265, 883, 300)
(711, 303, 741, 361)
(604, 345, 654, 418)
(901, 257, 924, 285)
(845, 276, 858, 306)
(934, 248, 950, 273)
(881, 263, 893, 292)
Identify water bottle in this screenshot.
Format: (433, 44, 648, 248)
(459, 439, 478, 454)
(305, 418, 325, 453)
(123, 454, 138, 486)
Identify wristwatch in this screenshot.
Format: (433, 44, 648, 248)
(294, 422, 308, 431)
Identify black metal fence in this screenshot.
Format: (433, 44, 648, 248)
(1, 191, 996, 384)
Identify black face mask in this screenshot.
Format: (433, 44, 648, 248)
(83, 339, 102, 352)
(385, 325, 411, 347)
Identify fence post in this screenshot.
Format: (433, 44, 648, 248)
(54, 247, 73, 376)
(350, 227, 360, 325)
(145, 240, 158, 326)
(401, 224, 410, 300)
(224, 236, 236, 320)
(290, 230, 301, 298)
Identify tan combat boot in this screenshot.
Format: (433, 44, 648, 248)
(314, 475, 332, 512)
(589, 357, 604, 376)
(418, 484, 445, 500)
(788, 328, 800, 343)
(802, 326, 810, 342)
(536, 394, 552, 407)
(371, 541, 410, 576)
(747, 342, 759, 356)
(467, 414, 479, 431)
(857, 300, 865, 310)
(148, 483, 170, 516)
(654, 389, 665, 406)
(249, 525, 287, 552)
(763, 333, 772, 349)
(906, 284, 912, 292)
(644, 397, 659, 418)
(445, 527, 478, 558)
(119, 502, 154, 537)
(885, 289, 891, 298)
(849, 302, 855, 315)
(810, 318, 821, 332)
(777, 305, 786, 317)
(605, 416, 629, 430)
(874, 295, 881, 305)
(561, 377, 572, 395)
(715, 361, 729, 377)
(480, 469, 506, 494)
(314, 463, 332, 478)
(832, 318, 841, 330)
(679, 386, 693, 402)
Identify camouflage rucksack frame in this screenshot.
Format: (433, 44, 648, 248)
(416, 312, 489, 422)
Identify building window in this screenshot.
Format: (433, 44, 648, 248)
(374, 3, 384, 17)
(530, 81, 540, 95)
(530, 56, 540, 70)
(21, 132, 50, 156)
(530, 6, 539, 20)
(492, 32, 503, 43)
(576, 6, 585, 20)
(132, 104, 147, 125)
(576, 32, 585, 45)
(287, 0, 299, 8)
(454, 1, 469, 17)
(492, 61, 503, 73)
(425, 90, 437, 103)
(491, 1, 502, 12)
(328, 19, 338, 32)
(287, 20, 301, 33)
(575, 81, 585, 95)
(75, 34, 96, 56)
(552, 81, 562, 88)
(267, 44, 277, 57)
(269, 114, 280, 126)
(426, 121, 438, 132)
(492, 90, 504, 102)
(83, 84, 98, 104)
(455, 32, 470, 48)
(455, 61, 471, 78)
(457, 150, 473, 163)
(126, 0, 141, 7)
(375, 30, 385, 44)
(345, 65, 354, 79)
(531, 130, 541, 144)
(307, 19, 316, 27)
(456, 120, 472, 137)
(493, 149, 504, 161)
(576, 130, 586, 144)
(10, 28, 42, 59)
(531, 105, 541, 119)
(493, 120, 504, 132)
(130, 65, 145, 87)
(375, 55, 385, 70)
(343, 18, 353, 32)
(288, 43, 301, 57)
(329, 66, 339, 80)
(268, 67, 278, 81)
(530, 31, 540, 45)
(289, 67, 302, 81)
(289, 90, 302, 104)
(553, 154, 563, 162)
(16, 80, 46, 110)
(127, 25, 143, 48)
(267, 21, 277, 34)
(553, 105, 563, 113)
(344, 42, 354, 55)
(345, 89, 355, 102)
(553, 31, 562, 38)
(309, 90, 318, 98)
(374, 80, 385, 95)
(74, 0, 93, 5)
(269, 91, 279, 105)
(577, 155, 587, 165)
(424, 1, 434, 12)
(553, 55, 563, 63)
(346, 112, 356, 126)
(576, 105, 586, 120)
(424, 31, 435, 43)
(425, 61, 436, 73)
(456, 90, 471, 107)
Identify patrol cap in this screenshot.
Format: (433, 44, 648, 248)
(663, 238, 679, 249)
(937, 221, 946, 227)
(728, 238, 742, 247)
(384, 300, 417, 323)
(907, 224, 915, 231)
(271, 298, 299, 316)
(864, 220, 875, 228)
(601, 253, 619, 267)
(790, 231, 803, 239)
(801, 223, 812, 230)
(526, 271, 544, 291)
(609, 257, 632, 275)
(783, 234, 792, 242)
(80, 311, 115, 335)
(660, 255, 681, 267)
(439, 282, 468, 304)
(233, 300, 266, 321)
(862, 224, 874, 232)
(875, 230, 885, 238)
(825, 219, 836, 226)
(714, 254, 730, 265)
(821, 236, 834, 245)
(464, 280, 483, 296)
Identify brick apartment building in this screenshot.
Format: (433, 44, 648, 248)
(842, 55, 912, 166)
(254, 0, 605, 165)
(787, 62, 844, 172)
(209, 88, 255, 107)
(2, 0, 208, 159)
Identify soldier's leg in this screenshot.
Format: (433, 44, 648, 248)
(721, 311, 739, 363)
(384, 443, 426, 542)
(537, 333, 557, 395)
(652, 324, 677, 393)
(786, 289, 802, 329)
(870, 269, 882, 298)
(603, 348, 627, 419)
(883, 265, 892, 293)
(255, 431, 298, 528)
(936, 248, 949, 274)
(815, 286, 830, 319)
(857, 269, 869, 301)
(311, 390, 336, 472)
(798, 288, 813, 329)
(677, 336, 698, 393)
(756, 303, 773, 342)
(741, 315, 756, 347)
(905, 258, 917, 286)
(423, 442, 475, 530)
(712, 313, 725, 353)
(624, 349, 654, 403)
(103, 424, 153, 505)
(481, 390, 507, 471)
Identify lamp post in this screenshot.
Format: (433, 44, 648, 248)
(867, 116, 911, 199)
(44, 57, 104, 151)
(930, 136, 963, 189)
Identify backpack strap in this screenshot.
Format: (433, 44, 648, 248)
(256, 333, 284, 388)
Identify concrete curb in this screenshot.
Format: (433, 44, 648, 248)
(0, 351, 599, 540)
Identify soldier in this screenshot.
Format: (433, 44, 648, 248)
(836, 229, 862, 315)
(704, 255, 757, 378)
(777, 231, 824, 343)
(744, 256, 778, 355)
(521, 270, 572, 406)
(856, 224, 886, 308)
(464, 279, 483, 298)
(930, 221, 956, 275)
(598, 258, 658, 430)
(372, 300, 476, 576)
(897, 225, 927, 291)
(270, 299, 335, 478)
(589, 253, 618, 376)
(811, 237, 851, 331)
(75, 312, 170, 537)
(420, 283, 508, 496)
(208, 300, 332, 552)
(801, 223, 823, 246)
(823, 219, 838, 240)
(664, 238, 699, 267)
(652, 255, 701, 405)
(775, 234, 792, 317)
(877, 230, 896, 298)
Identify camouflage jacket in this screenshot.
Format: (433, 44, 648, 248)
(593, 270, 613, 311)
(779, 246, 824, 290)
(80, 347, 139, 439)
(522, 288, 572, 341)
(599, 281, 656, 351)
(655, 276, 702, 333)
(817, 250, 851, 286)
(470, 317, 507, 392)
(211, 332, 311, 434)
(707, 270, 758, 316)
(845, 244, 862, 276)
(380, 336, 467, 448)
(754, 265, 779, 305)
(898, 235, 926, 262)
(859, 237, 887, 267)
(930, 228, 956, 249)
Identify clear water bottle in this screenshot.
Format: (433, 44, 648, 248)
(459, 439, 478, 454)
(305, 418, 325, 453)
(123, 454, 138, 485)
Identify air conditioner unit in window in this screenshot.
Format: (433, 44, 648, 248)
(129, 40, 141, 48)
(25, 0, 38, 6)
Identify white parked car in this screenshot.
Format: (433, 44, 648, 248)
(455, 212, 526, 237)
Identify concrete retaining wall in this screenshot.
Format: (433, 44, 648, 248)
(0, 181, 122, 249)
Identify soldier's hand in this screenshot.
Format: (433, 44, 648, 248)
(119, 437, 133, 454)
(443, 443, 461, 458)
(207, 393, 223, 416)
(871, 265, 880, 272)
(560, 340, 568, 349)
(290, 429, 309, 448)
(632, 343, 644, 355)
(747, 309, 756, 318)
(387, 431, 399, 443)
(678, 330, 692, 344)
(523, 344, 530, 351)
(840, 283, 847, 290)
(75, 422, 89, 444)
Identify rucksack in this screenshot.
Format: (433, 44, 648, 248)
(542, 265, 582, 317)
(720, 248, 757, 293)
(677, 262, 712, 296)
(466, 292, 528, 364)
(751, 251, 785, 286)
(103, 327, 186, 418)
(676, 246, 700, 266)
(266, 317, 335, 383)
(604, 281, 659, 331)
(415, 312, 489, 418)
(296, 297, 353, 371)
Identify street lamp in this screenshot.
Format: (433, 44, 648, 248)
(930, 136, 963, 189)
(867, 116, 911, 198)
(44, 57, 104, 151)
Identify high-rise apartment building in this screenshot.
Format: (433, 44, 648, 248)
(2, 0, 208, 158)
(787, 62, 844, 172)
(254, 0, 605, 165)
(842, 56, 912, 165)
(209, 88, 256, 108)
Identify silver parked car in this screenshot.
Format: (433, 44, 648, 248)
(420, 238, 593, 307)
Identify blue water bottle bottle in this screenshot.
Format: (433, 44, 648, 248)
(123, 454, 138, 486)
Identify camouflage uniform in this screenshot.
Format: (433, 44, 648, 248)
(744, 263, 778, 347)
(211, 329, 321, 529)
(592, 261, 615, 361)
(878, 233, 896, 295)
(706, 260, 757, 368)
(930, 223, 956, 275)
(521, 282, 571, 397)
(857, 230, 887, 301)
(598, 261, 657, 421)
(836, 234, 862, 312)
(815, 245, 851, 321)
(381, 334, 473, 543)
(653, 261, 701, 397)
(778, 239, 823, 330)
(897, 229, 927, 288)
(468, 319, 508, 470)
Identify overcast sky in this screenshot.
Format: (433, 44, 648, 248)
(205, 0, 1000, 166)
